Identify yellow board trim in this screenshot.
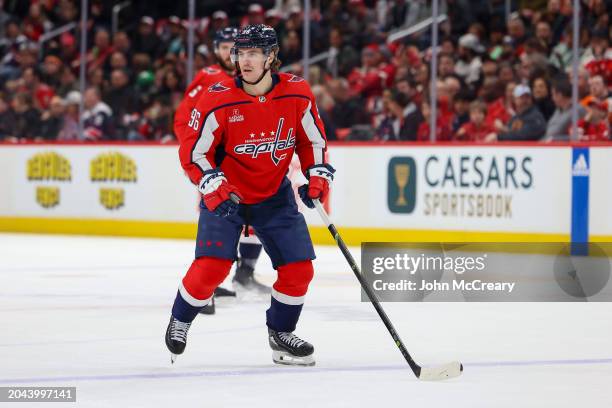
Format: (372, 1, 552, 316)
(2, 216, 606, 245)
(0, 217, 197, 240)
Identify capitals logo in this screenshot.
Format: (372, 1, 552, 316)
(208, 82, 230, 92)
(234, 117, 295, 165)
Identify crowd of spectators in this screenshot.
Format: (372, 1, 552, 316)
(0, 0, 610, 143)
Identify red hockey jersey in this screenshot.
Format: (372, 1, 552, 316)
(174, 65, 232, 141)
(178, 73, 328, 204)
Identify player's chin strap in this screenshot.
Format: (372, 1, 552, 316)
(241, 69, 269, 85)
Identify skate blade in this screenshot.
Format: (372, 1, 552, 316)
(272, 350, 315, 367)
(170, 353, 178, 364)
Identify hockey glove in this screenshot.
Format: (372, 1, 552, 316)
(298, 163, 335, 209)
(199, 169, 243, 217)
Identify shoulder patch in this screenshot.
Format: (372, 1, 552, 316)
(208, 82, 230, 93)
(288, 74, 304, 83)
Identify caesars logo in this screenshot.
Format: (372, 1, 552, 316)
(388, 157, 417, 214)
(388, 155, 533, 219)
(90, 152, 137, 210)
(27, 151, 71, 209)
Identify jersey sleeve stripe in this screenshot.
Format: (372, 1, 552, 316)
(191, 112, 219, 173)
(301, 101, 326, 164)
(189, 100, 252, 174)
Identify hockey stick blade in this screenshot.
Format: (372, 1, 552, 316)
(313, 200, 463, 381)
(418, 361, 463, 381)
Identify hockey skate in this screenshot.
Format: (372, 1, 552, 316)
(214, 286, 236, 297)
(268, 328, 315, 366)
(198, 295, 215, 315)
(165, 316, 192, 363)
(232, 258, 271, 295)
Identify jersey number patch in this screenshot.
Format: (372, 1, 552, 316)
(188, 109, 201, 131)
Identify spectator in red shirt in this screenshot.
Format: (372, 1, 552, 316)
(456, 101, 496, 142)
(576, 100, 610, 142)
(88, 28, 114, 74)
(416, 100, 452, 142)
(486, 81, 516, 129)
(22, 3, 48, 42)
(347, 44, 388, 98)
(20, 67, 55, 111)
(580, 75, 611, 122)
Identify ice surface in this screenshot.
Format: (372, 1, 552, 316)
(1, 233, 611, 407)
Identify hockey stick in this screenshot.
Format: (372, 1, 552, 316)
(313, 200, 462, 381)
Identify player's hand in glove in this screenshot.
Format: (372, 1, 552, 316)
(298, 163, 335, 209)
(199, 169, 243, 217)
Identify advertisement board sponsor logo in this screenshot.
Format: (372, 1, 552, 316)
(90, 152, 137, 182)
(27, 151, 71, 181)
(90, 152, 137, 210)
(26, 151, 71, 208)
(572, 153, 589, 177)
(36, 186, 60, 208)
(388, 157, 417, 214)
(99, 188, 125, 210)
(422, 154, 533, 219)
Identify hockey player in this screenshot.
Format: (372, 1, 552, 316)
(174, 27, 270, 315)
(166, 24, 334, 366)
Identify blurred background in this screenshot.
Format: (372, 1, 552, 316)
(0, 0, 610, 144)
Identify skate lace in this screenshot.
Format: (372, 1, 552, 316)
(170, 320, 191, 343)
(278, 332, 305, 348)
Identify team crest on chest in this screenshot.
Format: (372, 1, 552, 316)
(208, 82, 230, 92)
(233, 117, 295, 166)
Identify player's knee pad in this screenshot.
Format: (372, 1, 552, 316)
(182, 257, 232, 300)
(273, 260, 314, 297)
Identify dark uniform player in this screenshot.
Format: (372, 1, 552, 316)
(174, 27, 270, 315)
(165, 24, 335, 366)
